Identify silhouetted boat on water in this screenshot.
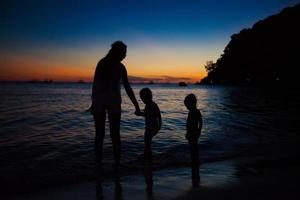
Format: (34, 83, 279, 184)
(178, 82, 187, 86)
(77, 80, 85, 84)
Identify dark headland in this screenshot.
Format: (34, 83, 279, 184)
(201, 3, 300, 86)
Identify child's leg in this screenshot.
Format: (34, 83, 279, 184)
(188, 139, 200, 186)
(144, 130, 152, 161)
(188, 139, 199, 165)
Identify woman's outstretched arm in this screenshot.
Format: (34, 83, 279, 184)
(121, 65, 141, 114)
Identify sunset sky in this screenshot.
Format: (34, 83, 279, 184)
(0, 0, 298, 82)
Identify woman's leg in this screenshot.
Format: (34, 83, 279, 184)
(108, 112, 121, 166)
(94, 113, 106, 166)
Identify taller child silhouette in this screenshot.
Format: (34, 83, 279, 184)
(91, 41, 141, 167)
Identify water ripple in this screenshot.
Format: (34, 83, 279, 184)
(1, 83, 300, 186)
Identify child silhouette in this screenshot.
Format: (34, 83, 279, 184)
(136, 88, 161, 163)
(184, 94, 202, 186)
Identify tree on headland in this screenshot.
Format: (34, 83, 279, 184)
(201, 61, 219, 84)
(204, 61, 217, 74)
(201, 3, 300, 86)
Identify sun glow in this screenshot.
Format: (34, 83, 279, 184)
(0, 43, 214, 82)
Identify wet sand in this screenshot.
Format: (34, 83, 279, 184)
(6, 155, 300, 200)
(175, 166, 300, 200)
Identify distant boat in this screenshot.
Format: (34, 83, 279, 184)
(43, 79, 53, 83)
(28, 79, 53, 84)
(178, 82, 187, 86)
(149, 80, 155, 84)
(28, 79, 40, 83)
(77, 80, 85, 84)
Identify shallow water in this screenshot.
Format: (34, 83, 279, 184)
(11, 160, 239, 200)
(1, 83, 300, 189)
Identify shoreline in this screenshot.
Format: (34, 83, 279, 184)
(6, 160, 238, 200)
(5, 153, 300, 200)
(175, 166, 300, 200)
(2, 140, 299, 197)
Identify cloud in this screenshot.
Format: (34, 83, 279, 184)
(128, 75, 192, 83)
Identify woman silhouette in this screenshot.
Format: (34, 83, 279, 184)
(91, 41, 140, 167)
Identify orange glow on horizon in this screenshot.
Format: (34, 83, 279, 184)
(0, 43, 213, 83)
(0, 64, 206, 83)
(1, 57, 208, 83)
(0, 55, 93, 82)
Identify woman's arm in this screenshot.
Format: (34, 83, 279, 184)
(156, 104, 162, 130)
(120, 65, 141, 113)
(198, 111, 203, 131)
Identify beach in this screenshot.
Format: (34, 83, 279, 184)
(5, 152, 300, 200)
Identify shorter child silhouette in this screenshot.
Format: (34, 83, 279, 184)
(184, 94, 202, 186)
(136, 88, 161, 163)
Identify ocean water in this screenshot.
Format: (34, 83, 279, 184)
(1, 83, 300, 189)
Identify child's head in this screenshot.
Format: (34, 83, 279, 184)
(140, 88, 153, 104)
(184, 94, 197, 110)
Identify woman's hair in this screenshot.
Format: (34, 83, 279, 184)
(107, 41, 127, 58)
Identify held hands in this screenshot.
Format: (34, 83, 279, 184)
(135, 110, 142, 116)
(134, 106, 143, 116)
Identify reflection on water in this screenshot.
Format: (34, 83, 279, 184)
(96, 164, 155, 200)
(1, 83, 300, 189)
(96, 167, 124, 200)
(144, 164, 154, 200)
